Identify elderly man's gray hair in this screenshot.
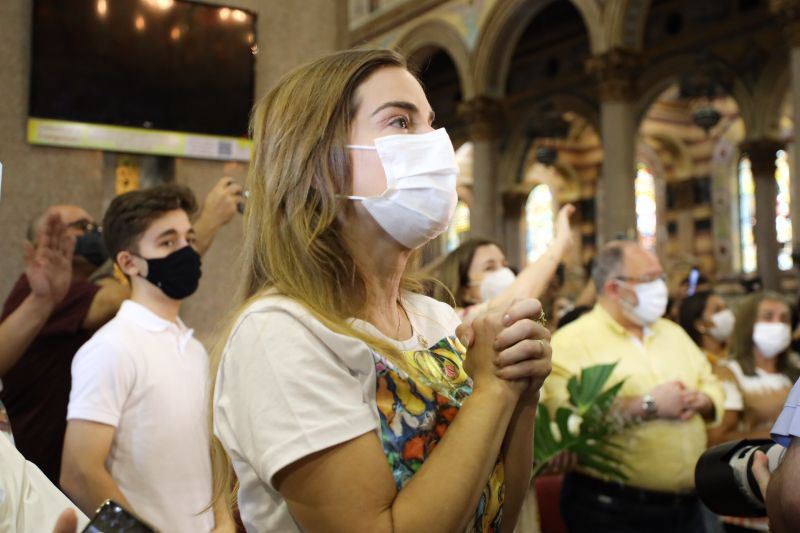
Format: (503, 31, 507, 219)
(592, 240, 636, 294)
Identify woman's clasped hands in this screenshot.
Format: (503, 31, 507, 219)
(460, 298, 552, 403)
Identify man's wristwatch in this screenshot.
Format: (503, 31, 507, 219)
(641, 394, 658, 420)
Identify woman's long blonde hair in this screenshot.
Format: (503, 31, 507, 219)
(209, 49, 424, 514)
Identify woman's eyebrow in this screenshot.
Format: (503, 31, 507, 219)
(371, 101, 435, 123)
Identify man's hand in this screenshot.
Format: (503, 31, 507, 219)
(679, 389, 714, 421)
(25, 210, 75, 307)
(649, 380, 687, 419)
(200, 177, 244, 229)
(752, 450, 771, 503)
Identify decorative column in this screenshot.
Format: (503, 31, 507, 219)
(457, 96, 506, 242)
(585, 48, 641, 245)
(741, 138, 784, 290)
(771, 0, 800, 260)
(672, 180, 696, 257)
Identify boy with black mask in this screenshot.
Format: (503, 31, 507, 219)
(61, 185, 232, 532)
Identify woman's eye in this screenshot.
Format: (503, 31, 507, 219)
(160, 240, 174, 248)
(389, 116, 409, 129)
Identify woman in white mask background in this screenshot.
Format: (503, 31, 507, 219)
(208, 49, 552, 533)
(431, 203, 575, 326)
(678, 291, 735, 368)
(707, 293, 799, 450)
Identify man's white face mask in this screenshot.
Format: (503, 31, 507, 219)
(617, 277, 669, 327)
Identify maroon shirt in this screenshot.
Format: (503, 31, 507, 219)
(0, 274, 99, 484)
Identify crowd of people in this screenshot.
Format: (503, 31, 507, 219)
(1, 48, 799, 533)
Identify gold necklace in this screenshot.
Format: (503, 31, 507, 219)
(395, 300, 404, 339)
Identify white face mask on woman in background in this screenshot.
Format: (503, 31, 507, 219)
(478, 267, 516, 302)
(708, 309, 736, 342)
(752, 322, 792, 359)
(345, 128, 458, 249)
(619, 278, 669, 327)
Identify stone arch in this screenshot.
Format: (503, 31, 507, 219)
(604, 0, 651, 51)
(472, 0, 601, 97)
(750, 52, 791, 140)
(394, 18, 475, 100)
(641, 131, 693, 181)
(501, 93, 600, 190)
(634, 53, 754, 136)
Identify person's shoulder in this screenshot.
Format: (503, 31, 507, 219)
(552, 308, 597, 341)
(74, 313, 133, 360)
(404, 292, 459, 319)
(654, 317, 700, 343)
(715, 360, 739, 381)
(234, 293, 321, 332)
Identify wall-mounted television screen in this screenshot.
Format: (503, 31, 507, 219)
(28, 0, 256, 161)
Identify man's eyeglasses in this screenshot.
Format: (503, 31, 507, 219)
(67, 219, 100, 233)
(615, 273, 667, 284)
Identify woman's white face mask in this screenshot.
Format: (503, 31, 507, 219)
(752, 322, 792, 359)
(478, 267, 516, 303)
(708, 309, 735, 342)
(345, 128, 459, 249)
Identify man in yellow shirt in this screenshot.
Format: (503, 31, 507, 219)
(544, 240, 724, 533)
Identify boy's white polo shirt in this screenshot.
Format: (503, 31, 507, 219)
(68, 300, 213, 533)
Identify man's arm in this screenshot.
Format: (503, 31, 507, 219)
(81, 280, 129, 331)
(0, 211, 74, 376)
(752, 439, 800, 533)
(192, 177, 243, 255)
(60, 420, 132, 517)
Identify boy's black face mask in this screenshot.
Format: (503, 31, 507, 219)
(133, 246, 202, 300)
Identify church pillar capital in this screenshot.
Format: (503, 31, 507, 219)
(585, 48, 642, 102)
(457, 96, 506, 141)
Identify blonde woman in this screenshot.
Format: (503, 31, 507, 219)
(210, 49, 552, 533)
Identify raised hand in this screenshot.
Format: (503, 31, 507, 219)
(553, 203, 576, 250)
(24, 210, 75, 307)
(200, 177, 244, 228)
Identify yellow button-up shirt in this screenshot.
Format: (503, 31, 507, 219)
(544, 305, 725, 493)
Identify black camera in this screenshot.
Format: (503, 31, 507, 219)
(695, 439, 785, 517)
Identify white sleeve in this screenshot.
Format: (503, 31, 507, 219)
(0, 435, 89, 532)
(722, 379, 744, 412)
(67, 335, 135, 427)
(213, 309, 378, 490)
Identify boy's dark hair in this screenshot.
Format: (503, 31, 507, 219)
(103, 184, 198, 262)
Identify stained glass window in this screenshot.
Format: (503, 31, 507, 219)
(444, 200, 471, 253)
(738, 151, 793, 273)
(635, 164, 657, 252)
(525, 184, 554, 263)
(776, 150, 793, 270)
(739, 156, 757, 273)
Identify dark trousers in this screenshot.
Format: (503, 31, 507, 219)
(560, 473, 707, 533)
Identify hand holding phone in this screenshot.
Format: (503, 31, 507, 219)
(81, 500, 156, 533)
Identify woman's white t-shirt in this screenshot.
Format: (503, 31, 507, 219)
(213, 292, 504, 533)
